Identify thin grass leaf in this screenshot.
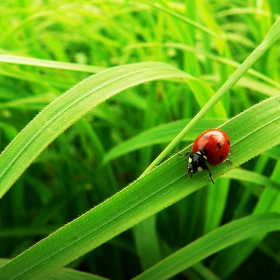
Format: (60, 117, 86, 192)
(132, 213, 280, 280)
(0, 54, 104, 73)
(103, 119, 224, 164)
(223, 168, 280, 193)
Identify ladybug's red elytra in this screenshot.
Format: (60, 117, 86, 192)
(180, 129, 232, 184)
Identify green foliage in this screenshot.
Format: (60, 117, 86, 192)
(0, 1, 280, 279)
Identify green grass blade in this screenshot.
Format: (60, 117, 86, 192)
(133, 213, 280, 280)
(0, 54, 104, 73)
(0, 259, 107, 280)
(0, 62, 188, 196)
(133, 216, 161, 270)
(223, 169, 280, 192)
(1, 95, 280, 279)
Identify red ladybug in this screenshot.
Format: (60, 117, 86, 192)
(181, 129, 232, 184)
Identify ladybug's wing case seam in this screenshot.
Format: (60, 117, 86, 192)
(191, 129, 230, 166)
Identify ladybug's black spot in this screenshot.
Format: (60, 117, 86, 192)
(228, 140, 230, 146)
(217, 143, 221, 149)
(219, 155, 223, 160)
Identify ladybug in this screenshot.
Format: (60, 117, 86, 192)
(181, 129, 232, 184)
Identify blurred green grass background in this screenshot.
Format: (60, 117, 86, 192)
(0, 0, 280, 279)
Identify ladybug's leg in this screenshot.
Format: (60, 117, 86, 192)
(204, 165, 215, 185)
(178, 151, 190, 157)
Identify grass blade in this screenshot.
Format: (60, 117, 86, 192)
(133, 213, 280, 280)
(0, 62, 188, 196)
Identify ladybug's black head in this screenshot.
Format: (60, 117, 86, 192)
(187, 152, 215, 184)
(187, 152, 207, 175)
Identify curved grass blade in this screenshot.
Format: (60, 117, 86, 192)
(0, 62, 188, 196)
(133, 213, 280, 280)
